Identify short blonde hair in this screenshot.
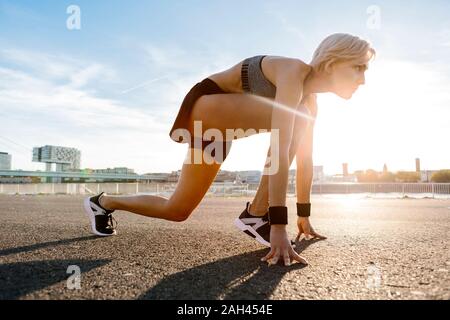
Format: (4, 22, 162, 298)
(310, 33, 376, 72)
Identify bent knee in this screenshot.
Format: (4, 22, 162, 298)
(166, 205, 195, 222)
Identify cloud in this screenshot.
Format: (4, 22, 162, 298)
(262, 4, 307, 42)
(0, 48, 117, 88)
(1, 49, 77, 79)
(274, 13, 306, 41)
(144, 43, 189, 71)
(120, 42, 241, 120)
(0, 44, 280, 173)
(69, 63, 111, 89)
(119, 75, 171, 95)
(0, 67, 163, 131)
(439, 28, 450, 47)
(0, 48, 186, 173)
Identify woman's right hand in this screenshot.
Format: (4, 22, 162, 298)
(261, 225, 308, 266)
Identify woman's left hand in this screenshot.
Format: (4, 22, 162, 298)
(295, 217, 327, 242)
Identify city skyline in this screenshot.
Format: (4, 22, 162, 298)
(1, 1, 449, 174)
(0, 146, 435, 177)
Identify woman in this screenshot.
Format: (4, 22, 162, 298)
(83, 33, 375, 267)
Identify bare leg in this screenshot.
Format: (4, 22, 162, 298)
(99, 148, 221, 222)
(92, 92, 288, 222)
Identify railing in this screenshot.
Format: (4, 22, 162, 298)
(0, 182, 254, 197)
(0, 182, 449, 198)
(310, 183, 450, 196)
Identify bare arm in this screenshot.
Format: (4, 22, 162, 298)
(293, 95, 326, 241)
(296, 95, 317, 203)
(268, 64, 305, 207)
(295, 113, 327, 241)
(296, 122, 314, 204)
(261, 62, 310, 266)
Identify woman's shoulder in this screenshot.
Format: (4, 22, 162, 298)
(265, 55, 310, 68)
(265, 55, 312, 78)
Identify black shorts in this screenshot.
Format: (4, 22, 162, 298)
(169, 78, 233, 162)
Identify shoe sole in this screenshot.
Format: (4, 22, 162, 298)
(83, 197, 117, 237)
(234, 218, 270, 247)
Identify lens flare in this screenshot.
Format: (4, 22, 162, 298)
(248, 94, 316, 122)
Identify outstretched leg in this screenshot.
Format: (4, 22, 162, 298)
(100, 148, 222, 222)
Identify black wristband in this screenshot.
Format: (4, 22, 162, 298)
(268, 206, 288, 225)
(297, 203, 311, 217)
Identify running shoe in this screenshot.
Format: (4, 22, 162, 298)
(234, 202, 270, 247)
(83, 192, 117, 236)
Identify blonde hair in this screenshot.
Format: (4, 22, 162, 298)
(310, 33, 376, 72)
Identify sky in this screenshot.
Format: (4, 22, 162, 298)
(0, 0, 449, 175)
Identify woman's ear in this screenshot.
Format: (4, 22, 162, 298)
(323, 61, 335, 74)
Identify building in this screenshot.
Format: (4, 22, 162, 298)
(167, 170, 181, 183)
(313, 166, 325, 182)
(0, 176, 32, 184)
(214, 170, 236, 182)
(415, 158, 421, 172)
(32, 145, 81, 183)
(420, 170, 439, 182)
(325, 174, 358, 183)
(0, 152, 12, 170)
(93, 167, 135, 175)
(142, 172, 169, 182)
(342, 163, 349, 176)
(63, 167, 138, 182)
(32, 145, 81, 171)
(235, 171, 261, 184)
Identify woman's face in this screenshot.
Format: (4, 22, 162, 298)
(329, 53, 371, 100)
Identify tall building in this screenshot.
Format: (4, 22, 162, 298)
(342, 163, 349, 177)
(415, 158, 421, 172)
(32, 145, 81, 183)
(32, 145, 81, 171)
(0, 152, 12, 170)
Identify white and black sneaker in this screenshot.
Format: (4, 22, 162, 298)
(234, 202, 271, 247)
(83, 192, 117, 236)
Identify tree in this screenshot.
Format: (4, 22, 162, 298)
(379, 171, 395, 182)
(355, 169, 380, 182)
(431, 170, 450, 183)
(395, 171, 420, 182)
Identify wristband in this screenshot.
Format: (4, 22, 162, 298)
(268, 206, 288, 225)
(296, 203, 311, 217)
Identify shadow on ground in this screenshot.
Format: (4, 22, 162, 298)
(0, 258, 111, 299)
(0, 236, 98, 257)
(0, 235, 110, 299)
(140, 238, 322, 300)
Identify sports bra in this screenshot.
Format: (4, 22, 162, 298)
(241, 55, 277, 98)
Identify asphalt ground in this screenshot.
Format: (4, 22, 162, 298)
(0, 194, 449, 300)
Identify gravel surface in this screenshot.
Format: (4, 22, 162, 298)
(0, 194, 449, 300)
